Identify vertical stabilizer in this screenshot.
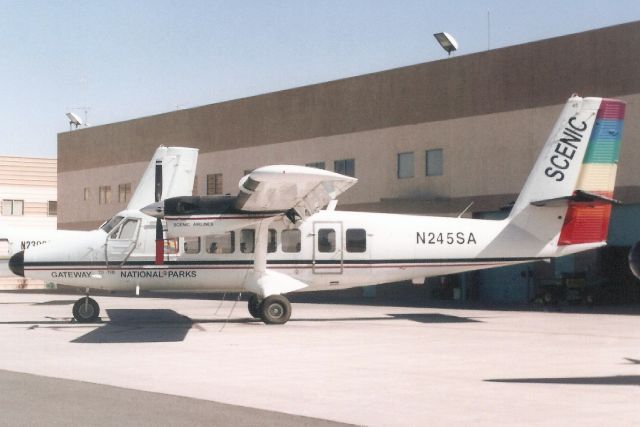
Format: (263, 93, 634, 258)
(558, 99, 626, 244)
(509, 96, 602, 216)
(487, 96, 626, 258)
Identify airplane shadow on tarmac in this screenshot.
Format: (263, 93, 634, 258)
(0, 305, 483, 344)
(485, 375, 640, 386)
(67, 310, 482, 344)
(72, 309, 195, 344)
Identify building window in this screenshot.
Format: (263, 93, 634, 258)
(426, 149, 443, 176)
(118, 183, 131, 204)
(346, 228, 366, 253)
(2, 200, 23, 216)
(47, 201, 57, 216)
(99, 186, 112, 205)
(334, 159, 355, 177)
(397, 152, 414, 179)
(83, 187, 90, 201)
(206, 173, 223, 195)
(306, 162, 325, 170)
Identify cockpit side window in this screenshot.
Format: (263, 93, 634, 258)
(101, 216, 124, 233)
(117, 219, 140, 240)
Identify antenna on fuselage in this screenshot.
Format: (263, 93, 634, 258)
(457, 201, 474, 218)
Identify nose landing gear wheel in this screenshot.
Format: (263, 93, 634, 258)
(248, 295, 262, 319)
(72, 297, 100, 323)
(259, 295, 291, 325)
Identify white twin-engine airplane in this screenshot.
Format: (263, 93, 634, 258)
(9, 95, 626, 325)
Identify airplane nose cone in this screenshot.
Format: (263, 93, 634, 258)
(141, 201, 164, 218)
(9, 251, 24, 277)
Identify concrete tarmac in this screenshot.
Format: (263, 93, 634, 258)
(0, 292, 639, 426)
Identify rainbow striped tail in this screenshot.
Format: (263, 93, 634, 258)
(558, 99, 626, 245)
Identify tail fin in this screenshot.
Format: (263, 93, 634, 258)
(493, 96, 625, 257)
(557, 99, 625, 244)
(126, 146, 199, 210)
(510, 96, 604, 215)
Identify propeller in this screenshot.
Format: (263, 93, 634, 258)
(155, 159, 164, 265)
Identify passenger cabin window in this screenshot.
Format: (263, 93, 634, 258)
(117, 219, 139, 240)
(205, 232, 235, 254)
(268, 229, 277, 253)
(346, 228, 366, 252)
(317, 229, 335, 253)
(282, 229, 301, 253)
(184, 237, 200, 254)
(240, 229, 255, 253)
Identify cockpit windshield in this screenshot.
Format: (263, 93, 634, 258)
(100, 215, 124, 233)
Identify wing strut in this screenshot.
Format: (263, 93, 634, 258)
(243, 218, 308, 297)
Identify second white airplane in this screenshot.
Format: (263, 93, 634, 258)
(10, 95, 626, 324)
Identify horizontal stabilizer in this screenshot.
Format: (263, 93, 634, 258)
(531, 190, 621, 207)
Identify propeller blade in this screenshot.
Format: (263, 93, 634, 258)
(155, 218, 164, 265)
(155, 159, 162, 203)
(155, 159, 164, 265)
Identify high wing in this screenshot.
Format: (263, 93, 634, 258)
(236, 165, 357, 218)
(140, 165, 357, 299)
(142, 165, 357, 236)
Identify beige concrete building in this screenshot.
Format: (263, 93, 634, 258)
(57, 21, 640, 303)
(0, 156, 57, 289)
(0, 156, 57, 229)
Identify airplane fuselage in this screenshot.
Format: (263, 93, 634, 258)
(16, 209, 601, 293)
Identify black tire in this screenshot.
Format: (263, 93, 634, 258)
(248, 294, 262, 319)
(259, 295, 291, 325)
(72, 297, 100, 323)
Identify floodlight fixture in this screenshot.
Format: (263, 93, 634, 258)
(66, 112, 83, 130)
(434, 32, 458, 56)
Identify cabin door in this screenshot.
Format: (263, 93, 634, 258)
(106, 218, 141, 266)
(312, 222, 343, 274)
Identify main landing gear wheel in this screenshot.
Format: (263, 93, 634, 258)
(72, 297, 100, 323)
(260, 295, 291, 325)
(248, 295, 262, 319)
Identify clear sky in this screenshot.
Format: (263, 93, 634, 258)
(1, 0, 639, 158)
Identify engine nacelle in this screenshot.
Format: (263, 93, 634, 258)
(629, 241, 640, 280)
